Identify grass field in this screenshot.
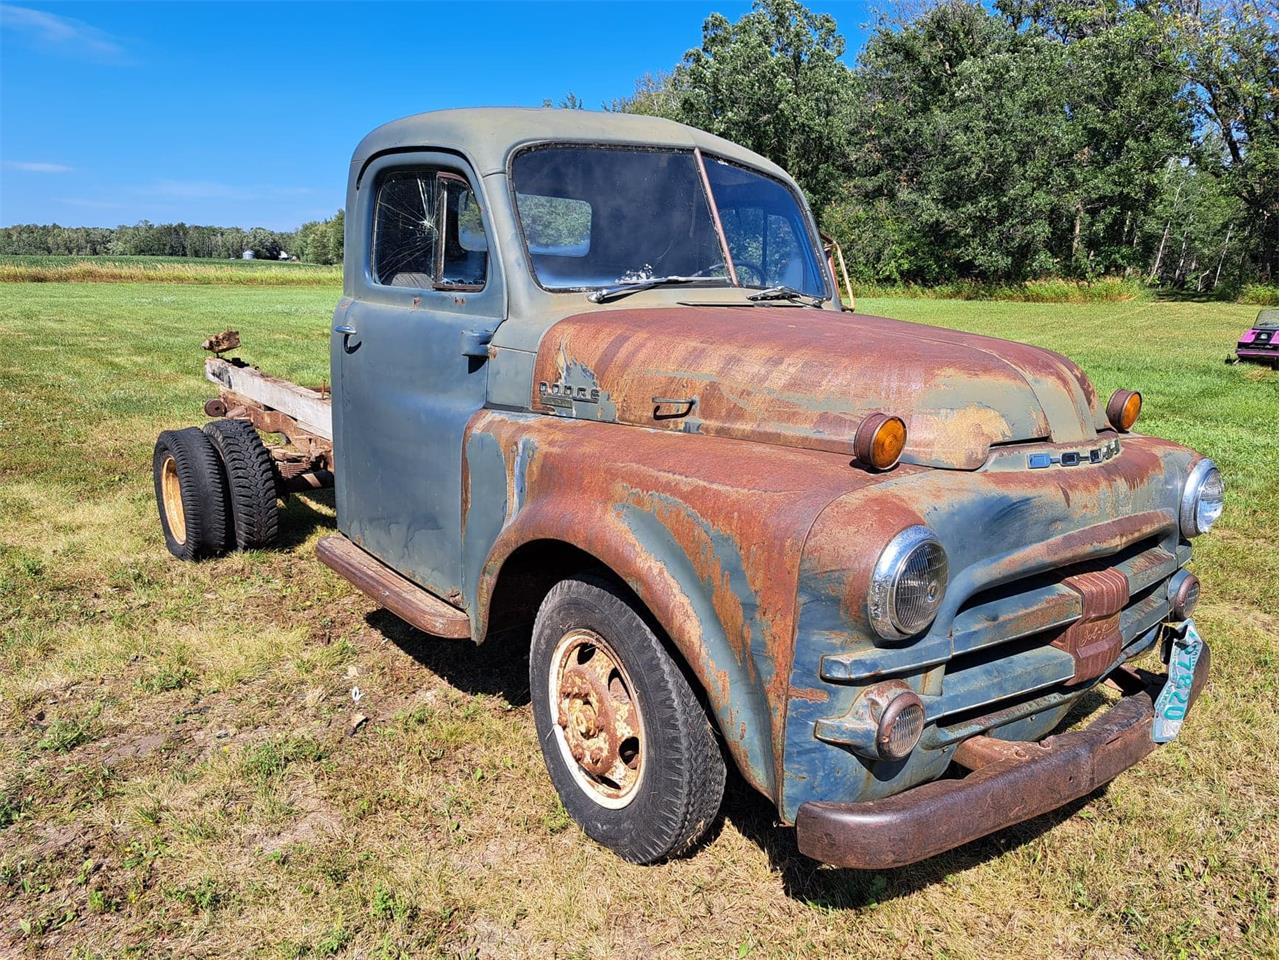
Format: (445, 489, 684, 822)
(0, 281, 1275, 959)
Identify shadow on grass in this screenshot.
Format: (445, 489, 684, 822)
(720, 766, 1107, 909)
(276, 489, 338, 549)
(368, 611, 532, 708)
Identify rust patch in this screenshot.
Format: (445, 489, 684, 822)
(464, 410, 873, 798)
(1053, 567, 1130, 683)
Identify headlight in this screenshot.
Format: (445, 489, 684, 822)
(1180, 459, 1224, 538)
(868, 525, 949, 639)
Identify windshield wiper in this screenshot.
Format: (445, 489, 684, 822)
(587, 275, 727, 304)
(746, 285, 829, 309)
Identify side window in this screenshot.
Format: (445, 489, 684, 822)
(719, 206, 810, 290)
(720, 206, 764, 279)
(440, 177, 488, 288)
(371, 168, 488, 290)
(373, 170, 440, 287)
(764, 214, 804, 289)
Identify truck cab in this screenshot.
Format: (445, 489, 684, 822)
(158, 108, 1220, 867)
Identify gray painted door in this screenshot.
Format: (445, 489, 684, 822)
(332, 155, 503, 604)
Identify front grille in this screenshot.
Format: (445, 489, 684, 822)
(929, 537, 1175, 722)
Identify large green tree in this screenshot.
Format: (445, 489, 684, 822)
(833, 0, 1189, 282)
(1174, 0, 1277, 282)
(618, 0, 858, 213)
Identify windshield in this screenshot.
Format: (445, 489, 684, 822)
(511, 144, 827, 298)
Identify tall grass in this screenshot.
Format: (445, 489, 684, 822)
(845, 276, 1155, 304)
(0, 255, 340, 286)
(1237, 282, 1279, 306)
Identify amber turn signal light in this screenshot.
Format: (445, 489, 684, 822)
(854, 412, 907, 470)
(1106, 389, 1142, 432)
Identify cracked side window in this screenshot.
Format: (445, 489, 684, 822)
(372, 170, 440, 288)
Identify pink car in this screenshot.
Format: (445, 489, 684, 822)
(1236, 308, 1279, 365)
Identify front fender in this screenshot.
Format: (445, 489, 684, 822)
(460, 410, 870, 802)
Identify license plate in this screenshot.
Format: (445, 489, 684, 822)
(1152, 619, 1204, 743)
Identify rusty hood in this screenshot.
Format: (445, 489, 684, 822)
(530, 306, 1102, 470)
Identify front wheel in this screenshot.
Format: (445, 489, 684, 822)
(529, 575, 726, 864)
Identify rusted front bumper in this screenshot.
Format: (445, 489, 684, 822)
(794, 650, 1210, 869)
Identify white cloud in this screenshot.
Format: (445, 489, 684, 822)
(6, 161, 72, 173)
(0, 4, 129, 64)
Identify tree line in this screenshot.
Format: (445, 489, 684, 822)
(0, 211, 344, 265)
(607, 0, 1276, 293)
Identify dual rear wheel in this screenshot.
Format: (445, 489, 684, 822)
(153, 420, 280, 560)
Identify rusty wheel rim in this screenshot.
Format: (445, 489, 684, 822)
(160, 455, 187, 545)
(548, 628, 645, 809)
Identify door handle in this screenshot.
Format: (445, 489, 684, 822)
(333, 323, 360, 354)
(460, 328, 493, 358)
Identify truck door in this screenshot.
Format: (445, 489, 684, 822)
(331, 153, 504, 604)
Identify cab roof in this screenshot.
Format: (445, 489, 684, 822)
(350, 107, 792, 182)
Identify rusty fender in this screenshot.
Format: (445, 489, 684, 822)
(459, 409, 882, 802)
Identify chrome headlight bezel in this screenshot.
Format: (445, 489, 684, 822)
(1180, 459, 1224, 538)
(868, 525, 949, 640)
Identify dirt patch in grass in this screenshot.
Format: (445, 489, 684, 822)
(0, 283, 1274, 958)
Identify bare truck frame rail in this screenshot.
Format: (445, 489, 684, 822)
(203, 355, 334, 494)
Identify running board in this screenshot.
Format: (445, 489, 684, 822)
(316, 535, 471, 639)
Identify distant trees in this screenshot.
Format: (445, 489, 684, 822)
(6, 0, 1272, 291)
(0, 217, 341, 263)
(615, 0, 1277, 292)
(292, 210, 344, 265)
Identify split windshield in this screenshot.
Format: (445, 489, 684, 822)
(511, 145, 828, 298)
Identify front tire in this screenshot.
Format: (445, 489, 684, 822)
(530, 575, 726, 864)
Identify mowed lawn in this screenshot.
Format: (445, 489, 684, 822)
(0, 281, 1275, 959)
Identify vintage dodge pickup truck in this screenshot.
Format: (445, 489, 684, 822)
(152, 108, 1221, 867)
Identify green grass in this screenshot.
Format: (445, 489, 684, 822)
(0, 282, 1274, 958)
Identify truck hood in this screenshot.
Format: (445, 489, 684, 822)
(531, 306, 1102, 469)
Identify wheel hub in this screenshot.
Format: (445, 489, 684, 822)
(160, 455, 186, 545)
(550, 629, 644, 807)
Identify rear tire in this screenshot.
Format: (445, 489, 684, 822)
(202, 419, 279, 549)
(530, 574, 726, 864)
(153, 427, 229, 561)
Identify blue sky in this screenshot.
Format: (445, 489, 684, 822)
(0, 1, 874, 230)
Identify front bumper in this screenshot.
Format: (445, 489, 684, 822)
(794, 648, 1210, 869)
